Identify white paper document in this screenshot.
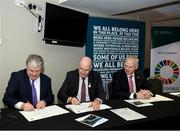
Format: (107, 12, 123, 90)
(65, 102, 111, 114)
(19, 105, 69, 122)
(124, 99, 153, 107)
(111, 108, 147, 121)
(169, 92, 180, 97)
(125, 94, 173, 107)
(75, 114, 108, 127)
(137, 94, 174, 103)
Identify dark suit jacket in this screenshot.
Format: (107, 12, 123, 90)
(57, 69, 105, 103)
(3, 69, 54, 108)
(112, 69, 152, 99)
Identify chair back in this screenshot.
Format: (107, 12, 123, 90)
(147, 77, 163, 94)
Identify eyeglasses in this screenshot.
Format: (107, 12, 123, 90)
(79, 67, 91, 72)
(124, 64, 135, 69)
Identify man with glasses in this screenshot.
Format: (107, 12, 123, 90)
(57, 56, 105, 110)
(111, 56, 153, 99)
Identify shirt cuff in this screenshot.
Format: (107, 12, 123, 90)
(14, 102, 24, 110)
(67, 97, 72, 104)
(95, 98, 102, 104)
(129, 93, 135, 99)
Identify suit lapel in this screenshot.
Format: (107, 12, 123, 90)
(40, 75, 44, 99)
(24, 71, 33, 103)
(87, 71, 93, 99)
(134, 71, 142, 91)
(122, 70, 130, 91)
(74, 70, 80, 94)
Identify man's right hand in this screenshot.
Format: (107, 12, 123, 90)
(69, 97, 80, 105)
(21, 102, 35, 111)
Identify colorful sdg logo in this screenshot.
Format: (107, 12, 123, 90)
(154, 60, 179, 85)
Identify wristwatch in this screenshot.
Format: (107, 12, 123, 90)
(133, 93, 137, 99)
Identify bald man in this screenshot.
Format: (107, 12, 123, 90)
(57, 56, 105, 110)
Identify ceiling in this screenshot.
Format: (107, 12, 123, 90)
(58, 0, 180, 26)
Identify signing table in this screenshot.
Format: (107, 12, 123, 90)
(0, 93, 180, 130)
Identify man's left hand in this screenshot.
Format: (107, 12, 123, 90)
(89, 99, 101, 110)
(36, 100, 46, 109)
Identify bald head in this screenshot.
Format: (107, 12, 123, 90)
(79, 56, 92, 67)
(78, 56, 92, 78)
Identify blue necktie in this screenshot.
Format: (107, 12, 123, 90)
(81, 78, 86, 102)
(32, 80, 37, 106)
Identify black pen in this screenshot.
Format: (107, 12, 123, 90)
(148, 91, 154, 97)
(24, 98, 30, 104)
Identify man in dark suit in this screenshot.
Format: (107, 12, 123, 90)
(112, 56, 153, 99)
(57, 56, 105, 110)
(3, 54, 54, 111)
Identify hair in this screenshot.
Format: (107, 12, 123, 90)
(125, 55, 139, 69)
(26, 54, 44, 73)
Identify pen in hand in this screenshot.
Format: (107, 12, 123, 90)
(148, 91, 154, 97)
(22, 98, 35, 111)
(24, 98, 30, 104)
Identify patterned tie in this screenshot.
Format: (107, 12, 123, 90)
(81, 78, 86, 102)
(128, 75, 134, 93)
(32, 80, 37, 106)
